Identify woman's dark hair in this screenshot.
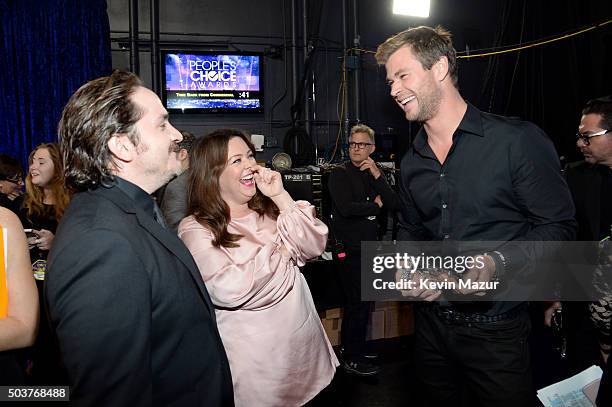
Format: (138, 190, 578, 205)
(187, 129, 279, 248)
(58, 70, 143, 191)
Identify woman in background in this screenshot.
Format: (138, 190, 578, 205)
(20, 143, 71, 269)
(19, 142, 70, 384)
(0, 207, 39, 384)
(178, 129, 337, 406)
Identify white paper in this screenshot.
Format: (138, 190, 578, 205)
(537, 365, 603, 407)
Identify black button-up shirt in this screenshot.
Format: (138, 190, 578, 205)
(113, 177, 168, 228)
(328, 161, 400, 250)
(398, 104, 576, 311)
(566, 162, 612, 241)
(113, 176, 167, 228)
(114, 176, 156, 218)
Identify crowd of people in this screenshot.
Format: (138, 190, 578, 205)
(0, 24, 610, 407)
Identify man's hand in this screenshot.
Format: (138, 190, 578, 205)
(600, 343, 610, 364)
(543, 301, 562, 327)
(359, 157, 382, 179)
(395, 269, 442, 301)
(374, 195, 383, 208)
(453, 254, 496, 296)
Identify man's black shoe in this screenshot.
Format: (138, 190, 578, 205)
(362, 351, 379, 360)
(342, 358, 381, 377)
(338, 346, 379, 360)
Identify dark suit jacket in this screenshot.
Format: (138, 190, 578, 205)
(159, 172, 188, 233)
(328, 161, 400, 250)
(565, 162, 611, 379)
(46, 182, 234, 406)
(566, 161, 610, 241)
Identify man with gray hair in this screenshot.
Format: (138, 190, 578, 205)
(376, 26, 575, 406)
(328, 123, 399, 376)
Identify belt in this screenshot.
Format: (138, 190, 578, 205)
(434, 304, 527, 325)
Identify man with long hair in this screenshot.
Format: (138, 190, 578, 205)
(46, 70, 233, 406)
(327, 124, 399, 376)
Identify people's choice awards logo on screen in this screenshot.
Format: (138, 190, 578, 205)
(187, 59, 238, 89)
(164, 53, 262, 111)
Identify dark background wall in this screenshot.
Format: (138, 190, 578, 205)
(107, 0, 611, 164)
(108, 0, 295, 161)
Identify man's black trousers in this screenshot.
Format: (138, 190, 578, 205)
(414, 304, 535, 407)
(338, 247, 372, 358)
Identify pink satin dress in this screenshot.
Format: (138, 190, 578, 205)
(178, 201, 338, 406)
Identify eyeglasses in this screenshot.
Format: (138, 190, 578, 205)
(3, 174, 23, 184)
(576, 129, 611, 146)
(348, 142, 374, 150)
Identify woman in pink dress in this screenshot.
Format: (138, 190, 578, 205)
(178, 129, 338, 406)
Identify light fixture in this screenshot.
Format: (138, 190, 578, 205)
(393, 0, 430, 18)
(271, 153, 292, 171)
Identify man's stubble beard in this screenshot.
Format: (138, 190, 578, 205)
(408, 79, 442, 123)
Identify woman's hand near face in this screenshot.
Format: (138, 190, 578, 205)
(253, 165, 284, 197)
(253, 165, 294, 211)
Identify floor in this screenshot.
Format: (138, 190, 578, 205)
(307, 320, 577, 407)
(308, 336, 419, 407)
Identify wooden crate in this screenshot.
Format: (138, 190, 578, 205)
(321, 317, 342, 346)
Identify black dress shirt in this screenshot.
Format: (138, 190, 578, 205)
(328, 161, 400, 250)
(114, 176, 155, 216)
(566, 162, 612, 241)
(597, 166, 612, 240)
(398, 104, 576, 311)
(114, 177, 168, 228)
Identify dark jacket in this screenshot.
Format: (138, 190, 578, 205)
(566, 161, 612, 406)
(328, 161, 399, 250)
(46, 183, 234, 407)
(0, 193, 22, 215)
(565, 161, 612, 241)
(159, 171, 188, 233)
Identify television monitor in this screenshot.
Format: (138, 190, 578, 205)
(161, 51, 263, 113)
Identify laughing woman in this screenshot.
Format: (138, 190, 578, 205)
(178, 129, 338, 406)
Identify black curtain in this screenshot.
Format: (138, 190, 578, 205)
(0, 0, 111, 166)
(475, 0, 612, 162)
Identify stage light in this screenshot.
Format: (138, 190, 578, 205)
(393, 0, 430, 18)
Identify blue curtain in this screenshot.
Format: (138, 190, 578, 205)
(0, 0, 111, 166)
